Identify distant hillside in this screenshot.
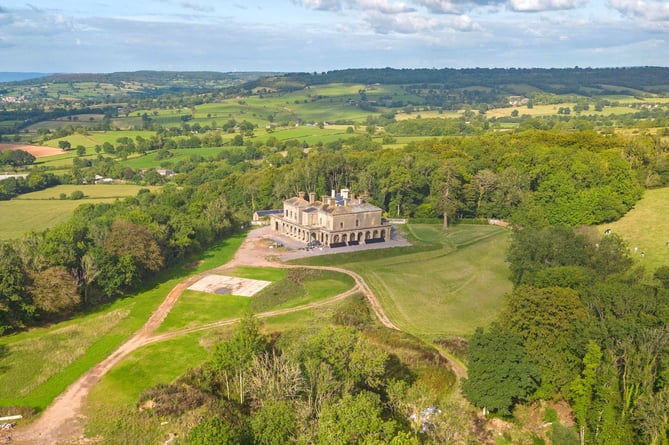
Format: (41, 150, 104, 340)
(0, 72, 51, 82)
(6, 70, 273, 91)
(251, 67, 669, 96)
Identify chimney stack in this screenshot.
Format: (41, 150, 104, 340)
(309, 192, 315, 203)
(298, 191, 305, 200)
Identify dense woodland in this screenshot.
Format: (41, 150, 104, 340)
(1, 69, 669, 443)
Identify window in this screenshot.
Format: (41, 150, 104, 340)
(355, 219, 359, 227)
(340, 221, 344, 229)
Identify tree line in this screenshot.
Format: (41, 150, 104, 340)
(0, 184, 237, 334)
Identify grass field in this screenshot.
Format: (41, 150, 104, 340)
(597, 186, 669, 276)
(119, 147, 231, 169)
(0, 199, 109, 239)
(295, 224, 512, 338)
(0, 185, 160, 239)
(43, 131, 157, 149)
(16, 184, 159, 200)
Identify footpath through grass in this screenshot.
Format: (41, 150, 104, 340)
(295, 224, 512, 339)
(0, 232, 246, 412)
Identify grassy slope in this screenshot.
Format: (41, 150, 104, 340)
(597, 186, 669, 275)
(0, 233, 246, 410)
(295, 224, 512, 339)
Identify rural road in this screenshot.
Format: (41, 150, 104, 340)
(11, 227, 465, 444)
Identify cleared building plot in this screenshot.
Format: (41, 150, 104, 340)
(187, 275, 272, 297)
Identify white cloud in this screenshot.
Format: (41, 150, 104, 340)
(508, 0, 583, 12)
(412, 0, 505, 14)
(357, 0, 416, 13)
(295, 0, 346, 11)
(180, 1, 215, 13)
(608, 0, 669, 21)
(365, 10, 445, 33)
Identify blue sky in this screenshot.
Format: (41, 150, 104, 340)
(0, 0, 667, 72)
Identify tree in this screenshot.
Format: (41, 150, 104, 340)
(185, 417, 249, 445)
(570, 340, 602, 445)
(587, 233, 633, 278)
(633, 386, 669, 445)
(302, 326, 388, 391)
(472, 169, 496, 215)
(462, 323, 539, 416)
(431, 158, 468, 230)
(211, 314, 268, 404)
(0, 149, 35, 166)
(103, 220, 164, 275)
(250, 400, 297, 445)
(247, 350, 303, 407)
(501, 286, 588, 396)
(27, 266, 80, 316)
(317, 391, 400, 444)
(58, 140, 71, 150)
(506, 226, 588, 285)
(0, 243, 33, 334)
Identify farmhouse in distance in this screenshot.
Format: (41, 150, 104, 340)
(271, 189, 390, 247)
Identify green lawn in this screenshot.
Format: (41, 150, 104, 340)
(598, 186, 669, 275)
(295, 224, 512, 338)
(157, 267, 355, 332)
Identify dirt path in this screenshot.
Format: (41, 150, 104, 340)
(11, 227, 461, 444)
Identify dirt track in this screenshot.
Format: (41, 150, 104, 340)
(11, 226, 465, 444)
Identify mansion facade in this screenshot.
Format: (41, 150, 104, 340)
(270, 189, 390, 247)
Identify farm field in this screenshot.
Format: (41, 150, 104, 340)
(119, 147, 231, 169)
(16, 184, 159, 200)
(0, 199, 109, 239)
(296, 224, 513, 338)
(43, 130, 156, 149)
(0, 185, 160, 239)
(597, 186, 669, 276)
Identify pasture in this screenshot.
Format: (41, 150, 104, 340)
(43, 130, 156, 149)
(0, 185, 159, 239)
(598, 186, 669, 277)
(296, 224, 512, 338)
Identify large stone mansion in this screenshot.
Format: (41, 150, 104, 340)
(270, 189, 390, 247)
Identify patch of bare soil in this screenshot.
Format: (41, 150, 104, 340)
(0, 144, 65, 158)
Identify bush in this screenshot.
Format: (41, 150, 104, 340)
(138, 383, 210, 417)
(69, 190, 85, 200)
